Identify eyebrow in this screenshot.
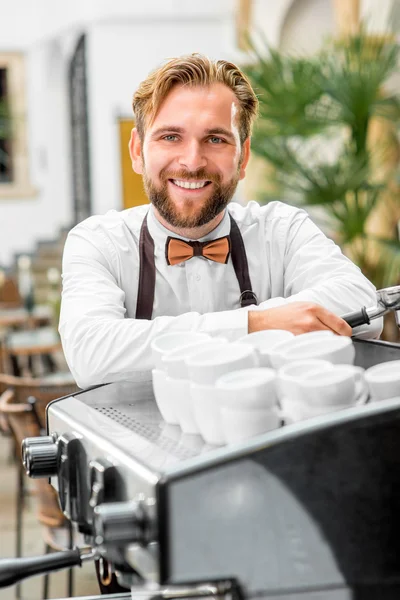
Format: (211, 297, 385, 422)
(204, 127, 236, 142)
(150, 126, 236, 143)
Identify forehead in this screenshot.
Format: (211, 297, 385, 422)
(149, 82, 240, 132)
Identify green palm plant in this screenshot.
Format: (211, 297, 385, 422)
(0, 97, 12, 179)
(243, 31, 400, 291)
(0, 97, 11, 140)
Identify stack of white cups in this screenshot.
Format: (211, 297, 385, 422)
(162, 337, 228, 434)
(151, 332, 210, 424)
(151, 328, 369, 447)
(186, 343, 260, 444)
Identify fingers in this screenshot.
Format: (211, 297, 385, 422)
(315, 305, 352, 336)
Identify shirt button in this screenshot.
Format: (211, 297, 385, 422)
(195, 274, 201, 282)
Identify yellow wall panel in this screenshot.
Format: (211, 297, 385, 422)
(119, 119, 149, 209)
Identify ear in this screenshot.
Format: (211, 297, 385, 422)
(129, 128, 143, 175)
(239, 137, 251, 180)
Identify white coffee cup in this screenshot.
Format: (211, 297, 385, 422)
(186, 343, 258, 385)
(164, 376, 199, 434)
(277, 359, 335, 405)
(268, 337, 298, 370)
(268, 332, 335, 370)
(284, 402, 346, 424)
(151, 331, 210, 371)
(215, 368, 280, 444)
(281, 364, 367, 423)
(161, 339, 228, 433)
(365, 360, 400, 401)
(152, 368, 178, 424)
(300, 364, 367, 406)
(237, 330, 294, 367)
(162, 338, 228, 380)
(294, 330, 336, 342)
(190, 382, 225, 445)
(220, 405, 281, 444)
(215, 368, 278, 409)
(279, 336, 355, 367)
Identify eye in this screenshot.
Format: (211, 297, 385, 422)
(208, 136, 224, 144)
(162, 134, 179, 142)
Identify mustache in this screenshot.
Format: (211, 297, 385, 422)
(159, 168, 221, 185)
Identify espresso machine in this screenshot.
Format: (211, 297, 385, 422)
(1, 289, 400, 600)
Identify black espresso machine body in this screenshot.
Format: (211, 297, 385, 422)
(22, 339, 400, 599)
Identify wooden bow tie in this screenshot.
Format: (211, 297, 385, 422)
(166, 235, 231, 266)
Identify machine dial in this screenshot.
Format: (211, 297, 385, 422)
(93, 499, 155, 547)
(22, 436, 58, 478)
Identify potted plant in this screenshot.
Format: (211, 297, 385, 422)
(243, 30, 400, 339)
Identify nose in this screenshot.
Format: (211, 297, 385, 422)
(178, 140, 207, 172)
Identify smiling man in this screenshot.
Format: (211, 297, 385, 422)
(132, 82, 248, 235)
(59, 53, 381, 389)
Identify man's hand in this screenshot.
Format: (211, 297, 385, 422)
(248, 302, 352, 336)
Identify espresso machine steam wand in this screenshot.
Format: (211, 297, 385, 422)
(342, 285, 400, 330)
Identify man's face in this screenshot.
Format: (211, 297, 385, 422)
(130, 83, 250, 229)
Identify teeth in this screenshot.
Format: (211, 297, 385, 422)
(173, 180, 208, 189)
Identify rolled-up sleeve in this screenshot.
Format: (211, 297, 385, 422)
(255, 208, 382, 339)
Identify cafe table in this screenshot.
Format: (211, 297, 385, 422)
(5, 326, 62, 376)
(0, 305, 53, 329)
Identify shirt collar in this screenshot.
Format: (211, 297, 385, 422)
(146, 203, 231, 248)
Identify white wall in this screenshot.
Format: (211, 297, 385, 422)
(0, 38, 74, 266)
(279, 0, 334, 54)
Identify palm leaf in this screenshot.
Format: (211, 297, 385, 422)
(244, 28, 400, 299)
(244, 45, 329, 138)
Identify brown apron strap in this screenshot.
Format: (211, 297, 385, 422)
(135, 211, 257, 319)
(229, 214, 258, 308)
(135, 213, 155, 320)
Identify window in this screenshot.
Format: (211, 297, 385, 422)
(0, 53, 35, 198)
(0, 67, 13, 183)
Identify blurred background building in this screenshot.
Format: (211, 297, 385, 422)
(0, 0, 395, 269)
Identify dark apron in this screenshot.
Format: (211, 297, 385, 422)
(135, 212, 257, 319)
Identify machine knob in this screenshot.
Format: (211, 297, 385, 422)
(22, 437, 58, 478)
(94, 500, 152, 547)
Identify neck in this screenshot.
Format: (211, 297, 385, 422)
(152, 207, 226, 240)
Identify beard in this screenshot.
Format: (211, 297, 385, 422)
(142, 165, 241, 229)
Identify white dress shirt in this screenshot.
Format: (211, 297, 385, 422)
(60, 201, 382, 388)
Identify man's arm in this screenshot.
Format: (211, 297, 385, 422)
(248, 208, 382, 338)
(59, 226, 250, 389)
(248, 301, 353, 335)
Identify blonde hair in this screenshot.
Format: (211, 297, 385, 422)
(132, 53, 259, 144)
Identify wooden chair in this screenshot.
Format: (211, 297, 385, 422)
(0, 328, 8, 376)
(0, 374, 79, 599)
(0, 276, 22, 309)
(1, 326, 63, 378)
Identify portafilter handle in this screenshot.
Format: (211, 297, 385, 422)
(0, 547, 95, 588)
(343, 285, 400, 328)
(341, 307, 371, 328)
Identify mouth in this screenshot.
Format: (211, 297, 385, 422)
(169, 179, 212, 191)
